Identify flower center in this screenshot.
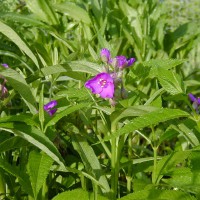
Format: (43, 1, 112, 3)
(98, 78, 108, 88)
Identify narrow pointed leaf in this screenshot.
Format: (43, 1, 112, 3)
(28, 151, 53, 199)
(0, 20, 39, 68)
(72, 134, 110, 194)
(54, 2, 91, 24)
(0, 67, 37, 114)
(0, 136, 29, 153)
(103, 108, 189, 142)
(45, 103, 90, 127)
(0, 123, 65, 168)
(0, 157, 33, 196)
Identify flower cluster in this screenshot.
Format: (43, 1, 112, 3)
(44, 100, 57, 116)
(188, 93, 200, 113)
(85, 48, 135, 102)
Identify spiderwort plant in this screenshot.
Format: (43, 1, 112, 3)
(85, 49, 135, 199)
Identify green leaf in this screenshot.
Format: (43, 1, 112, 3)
(28, 151, 53, 199)
(110, 105, 159, 125)
(66, 61, 102, 75)
(159, 128, 178, 145)
(28, 61, 101, 83)
(153, 151, 191, 185)
(173, 123, 199, 147)
(54, 2, 91, 24)
(57, 87, 91, 102)
(0, 157, 33, 196)
(103, 108, 189, 142)
(0, 67, 37, 114)
(0, 114, 39, 127)
(52, 188, 109, 200)
(158, 68, 185, 95)
(143, 59, 186, 78)
(0, 123, 65, 168)
(0, 13, 52, 30)
(0, 50, 34, 73)
(163, 167, 200, 195)
(45, 103, 91, 128)
(0, 20, 39, 68)
(25, 0, 59, 25)
(118, 188, 196, 200)
(72, 134, 110, 194)
(0, 136, 29, 153)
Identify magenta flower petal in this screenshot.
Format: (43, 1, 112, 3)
(99, 82, 114, 98)
(85, 75, 103, 95)
(85, 72, 114, 99)
(100, 48, 111, 63)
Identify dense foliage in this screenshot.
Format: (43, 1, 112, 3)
(0, 0, 200, 199)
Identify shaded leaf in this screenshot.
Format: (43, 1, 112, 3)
(0, 157, 33, 196)
(72, 134, 110, 194)
(0, 20, 39, 68)
(28, 151, 53, 199)
(0, 67, 37, 114)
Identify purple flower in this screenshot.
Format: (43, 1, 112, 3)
(44, 100, 57, 116)
(188, 93, 200, 113)
(85, 72, 114, 99)
(1, 64, 9, 68)
(127, 58, 135, 67)
(100, 48, 111, 63)
(112, 56, 135, 68)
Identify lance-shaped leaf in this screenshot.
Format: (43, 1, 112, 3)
(157, 68, 185, 95)
(0, 157, 33, 196)
(0, 20, 39, 68)
(0, 67, 37, 114)
(0, 123, 65, 168)
(72, 134, 110, 194)
(102, 108, 189, 142)
(28, 151, 53, 199)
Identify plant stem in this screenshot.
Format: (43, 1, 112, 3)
(151, 126, 158, 185)
(152, 146, 158, 184)
(111, 122, 118, 200)
(0, 171, 5, 199)
(127, 133, 133, 193)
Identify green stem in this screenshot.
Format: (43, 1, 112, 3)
(0, 171, 5, 199)
(111, 122, 118, 200)
(93, 184, 98, 200)
(151, 126, 158, 185)
(127, 133, 133, 193)
(152, 146, 158, 184)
